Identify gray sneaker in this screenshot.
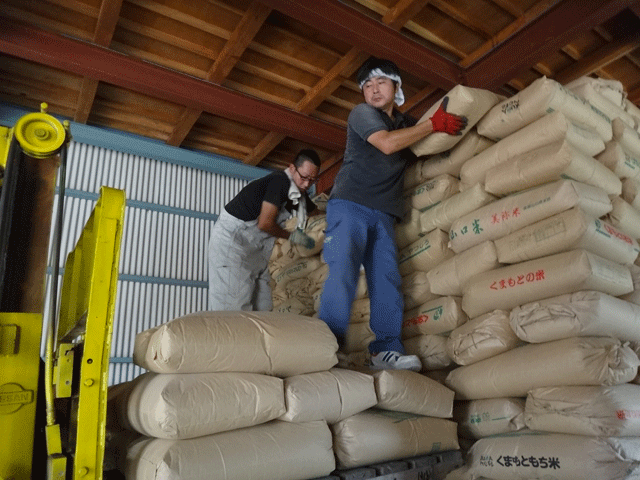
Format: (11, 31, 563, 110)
(370, 351, 422, 371)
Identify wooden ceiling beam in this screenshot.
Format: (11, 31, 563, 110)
(465, 0, 637, 90)
(382, 0, 431, 29)
(628, 85, 640, 104)
(167, 1, 271, 147)
(74, 0, 124, 123)
(258, 0, 462, 89)
(555, 32, 640, 85)
(0, 19, 346, 150)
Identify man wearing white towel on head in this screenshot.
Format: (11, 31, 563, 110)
(208, 149, 320, 311)
(319, 57, 467, 371)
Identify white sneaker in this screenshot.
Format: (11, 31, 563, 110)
(370, 351, 422, 371)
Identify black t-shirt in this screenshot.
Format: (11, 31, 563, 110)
(224, 170, 315, 221)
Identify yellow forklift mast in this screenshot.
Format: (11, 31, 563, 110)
(0, 104, 126, 480)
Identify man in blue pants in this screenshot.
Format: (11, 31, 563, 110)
(319, 57, 467, 370)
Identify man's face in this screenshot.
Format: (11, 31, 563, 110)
(290, 160, 319, 192)
(362, 76, 397, 112)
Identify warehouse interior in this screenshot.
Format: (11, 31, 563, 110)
(2, 1, 640, 480)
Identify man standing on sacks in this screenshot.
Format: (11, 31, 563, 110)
(319, 57, 467, 371)
(208, 149, 320, 311)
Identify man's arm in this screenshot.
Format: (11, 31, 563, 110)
(257, 201, 291, 239)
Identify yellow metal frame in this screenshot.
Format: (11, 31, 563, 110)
(50, 186, 125, 480)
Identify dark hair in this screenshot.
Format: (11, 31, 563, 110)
(294, 148, 321, 168)
(356, 57, 401, 86)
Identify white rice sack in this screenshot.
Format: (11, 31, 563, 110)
(404, 160, 427, 190)
(421, 129, 495, 179)
(410, 85, 502, 156)
(405, 174, 459, 211)
(619, 263, 640, 305)
(331, 409, 459, 469)
(294, 214, 327, 257)
(133, 311, 338, 376)
(625, 98, 640, 127)
(279, 368, 377, 423)
(273, 255, 323, 292)
(395, 207, 422, 249)
(568, 80, 636, 129)
(404, 334, 453, 370)
(607, 195, 640, 239)
(525, 384, 640, 437)
(446, 310, 520, 366)
(461, 249, 633, 318)
(420, 183, 496, 236)
(445, 336, 640, 400)
(622, 177, 640, 210)
(467, 432, 640, 480)
(273, 297, 315, 316)
(125, 420, 335, 480)
(597, 140, 640, 181)
(453, 397, 526, 439)
(495, 207, 640, 265)
(477, 76, 612, 142)
(373, 369, 454, 418)
(427, 241, 500, 296)
(449, 179, 612, 254)
(402, 270, 438, 311)
(398, 229, 453, 276)
(510, 290, 640, 343)
(462, 111, 605, 188)
(112, 372, 284, 440)
(567, 76, 626, 107)
(613, 117, 640, 157)
(344, 321, 375, 354)
(484, 140, 621, 197)
(402, 296, 468, 338)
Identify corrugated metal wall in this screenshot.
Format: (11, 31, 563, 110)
(44, 141, 249, 385)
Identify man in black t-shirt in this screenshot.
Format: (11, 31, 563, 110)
(208, 149, 320, 311)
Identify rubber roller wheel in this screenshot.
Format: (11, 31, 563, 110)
(14, 110, 65, 158)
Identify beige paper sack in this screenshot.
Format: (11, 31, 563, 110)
(398, 228, 453, 276)
(622, 177, 640, 210)
(453, 397, 526, 439)
(525, 384, 640, 436)
(280, 368, 376, 423)
(484, 140, 621, 197)
(373, 369, 454, 418)
(477, 76, 612, 142)
(613, 116, 640, 157)
(404, 334, 453, 370)
(405, 174, 459, 211)
(331, 409, 459, 469)
(402, 270, 438, 311)
(607, 196, 640, 239)
(410, 85, 502, 156)
(421, 129, 495, 179)
(494, 207, 640, 265)
(395, 207, 422, 249)
(449, 179, 612, 254)
(597, 139, 640, 181)
(446, 310, 520, 366)
(445, 336, 639, 400)
(567, 79, 636, 129)
(126, 420, 335, 480)
(461, 249, 632, 318)
(133, 311, 338, 376)
(273, 255, 323, 292)
(510, 290, 640, 343)
(462, 111, 605, 188)
(427, 241, 500, 296)
(402, 296, 467, 338)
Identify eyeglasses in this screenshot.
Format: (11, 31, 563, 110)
(295, 166, 318, 184)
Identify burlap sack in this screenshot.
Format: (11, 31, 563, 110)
(373, 369, 454, 418)
(525, 384, 640, 436)
(410, 85, 502, 156)
(449, 179, 612, 254)
(402, 270, 438, 311)
(421, 129, 494, 179)
(405, 174, 460, 211)
(398, 229, 453, 277)
(453, 397, 526, 439)
(273, 255, 323, 292)
(273, 296, 315, 316)
(427, 241, 499, 296)
(445, 336, 640, 400)
(462, 111, 605, 188)
(279, 368, 377, 423)
(494, 207, 640, 265)
(133, 311, 338, 376)
(404, 334, 453, 370)
(484, 140, 621, 197)
(402, 296, 467, 338)
(606, 196, 640, 239)
(461, 249, 633, 318)
(108, 372, 284, 440)
(125, 420, 335, 480)
(477, 76, 612, 142)
(510, 290, 640, 343)
(331, 409, 459, 468)
(467, 432, 640, 480)
(446, 310, 520, 366)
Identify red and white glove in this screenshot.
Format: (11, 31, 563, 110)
(429, 96, 468, 135)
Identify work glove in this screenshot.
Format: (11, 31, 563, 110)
(429, 96, 468, 135)
(290, 228, 316, 249)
